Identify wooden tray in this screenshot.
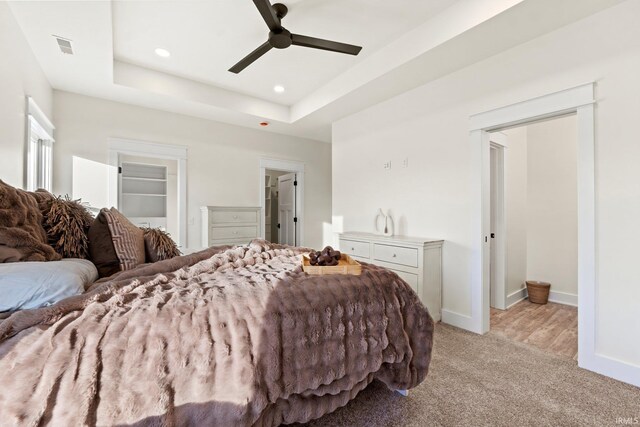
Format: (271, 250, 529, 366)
(302, 253, 362, 276)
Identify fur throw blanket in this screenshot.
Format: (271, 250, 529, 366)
(0, 241, 433, 426)
(0, 180, 61, 262)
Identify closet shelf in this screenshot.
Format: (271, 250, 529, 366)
(122, 177, 167, 182)
(122, 193, 167, 197)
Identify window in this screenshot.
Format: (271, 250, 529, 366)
(26, 97, 55, 191)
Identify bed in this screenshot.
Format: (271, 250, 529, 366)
(0, 240, 433, 426)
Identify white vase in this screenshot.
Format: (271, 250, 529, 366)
(375, 209, 394, 236)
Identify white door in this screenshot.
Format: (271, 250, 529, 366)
(278, 173, 297, 246)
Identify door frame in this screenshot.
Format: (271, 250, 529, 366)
(470, 83, 602, 371)
(489, 134, 507, 310)
(107, 138, 188, 248)
(259, 158, 305, 246)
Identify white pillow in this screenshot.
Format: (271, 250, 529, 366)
(0, 259, 98, 312)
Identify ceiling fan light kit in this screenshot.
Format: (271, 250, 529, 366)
(229, 0, 363, 74)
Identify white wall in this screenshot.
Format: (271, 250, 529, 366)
(0, 2, 52, 188)
(333, 1, 640, 369)
(53, 91, 331, 249)
(526, 116, 578, 297)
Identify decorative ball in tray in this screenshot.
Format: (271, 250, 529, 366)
(302, 246, 362, 276)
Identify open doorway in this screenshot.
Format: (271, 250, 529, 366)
(259, 159, 305, 246)
(108, 138, 188, 248)
(264, 169, 289, 243)
(488, 114, 579, 360)
(118, 155, 179, 239)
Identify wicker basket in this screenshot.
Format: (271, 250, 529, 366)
(526, 281, 551, 304)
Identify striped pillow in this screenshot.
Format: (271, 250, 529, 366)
(102, 208, 145, 271)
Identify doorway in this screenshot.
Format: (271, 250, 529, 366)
(469, 83, 596, 375)
(264, 169, 296, 244)
(259, 158, 305, 246)
(118, 155, 178, 239)
(488, 115, 579, 359)
(108, 138, 188, 248)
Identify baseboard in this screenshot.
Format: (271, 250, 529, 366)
(441, 309, 477, 332)
(548, 290, 578, 307)
(506, 287, 578, 307)
(506, 288, 527, 308)
(580, 353, 640, 388)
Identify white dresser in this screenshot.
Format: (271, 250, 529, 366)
(201, 206, 261, 247)
(339, 232, 443, 321)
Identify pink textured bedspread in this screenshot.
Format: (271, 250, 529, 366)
(0, 240, 433, 426)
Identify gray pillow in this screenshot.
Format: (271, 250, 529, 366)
(0, 259, 98, 312)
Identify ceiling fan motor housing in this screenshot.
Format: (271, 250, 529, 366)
(269, 28, 292, 49)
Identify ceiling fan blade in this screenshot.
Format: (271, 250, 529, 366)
(228, 41, 273, 74)
(253, 0, 281, 31)
(291, 34, 362, 56)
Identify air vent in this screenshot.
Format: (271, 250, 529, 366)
(53, 36, 73, 55)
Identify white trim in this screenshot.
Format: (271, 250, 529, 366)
(441, 309, 476, 332)
(469, 83, 595, 131)
(109, 138, 187, 160)
(25, 97, 55, 191)
(506, 288, 527, 308)
(506, 287, 578, 308)
(259, 158, 305, 246)
(469, 82, 640, 387)
(108, 138, 188, 248)
(548, 290, 578, 307)
(27, 96, 54, 136)
(488, 131, 508, 147)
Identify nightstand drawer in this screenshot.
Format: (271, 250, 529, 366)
(373, 244, 418, 267)
(211, 226, 258, 240)
(210, 210, 258, 224)
(340, 239, 370, 259)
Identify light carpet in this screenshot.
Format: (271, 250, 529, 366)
(301, 324, 639, 426)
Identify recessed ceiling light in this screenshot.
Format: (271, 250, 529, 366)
(155, 48, 171, 58)
(273, 85, 285, 93)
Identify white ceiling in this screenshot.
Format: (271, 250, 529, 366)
(8, 0, 624, 143)
(112, 0, 457, 105)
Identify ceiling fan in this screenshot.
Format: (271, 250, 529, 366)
(229, 0, 363, 74)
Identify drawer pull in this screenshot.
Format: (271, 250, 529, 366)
(233, 231, 238, 234)
(393, 254, 397, 258)
(351, 247, 355, 251)
(233, 215, 239, 219)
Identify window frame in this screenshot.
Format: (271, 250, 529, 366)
(25, 97, 55, 192)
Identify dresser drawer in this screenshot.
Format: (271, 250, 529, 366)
(391, 269, 419, 293)
(210, 210, 258, 224)
(340, 239, 370, 259)
(373, 244, 418, 268)
(211, 226, 258, 240)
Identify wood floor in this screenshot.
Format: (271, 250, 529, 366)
(490, 299, 578, 360)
